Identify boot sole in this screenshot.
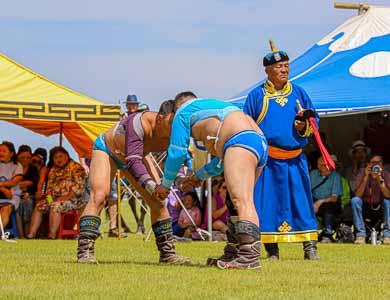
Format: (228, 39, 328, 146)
(77, 257, 99, 264)
(216, 260, 261, 270)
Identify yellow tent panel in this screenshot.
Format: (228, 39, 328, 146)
(0, 52, 120, 157)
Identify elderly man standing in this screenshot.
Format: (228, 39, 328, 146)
(243, 41, 320, 260)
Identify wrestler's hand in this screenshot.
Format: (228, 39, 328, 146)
(294, 120, 306, 132)
(153, 185, 170, 201)
(189, 174, 202, 188)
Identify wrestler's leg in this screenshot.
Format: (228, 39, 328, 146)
(77, 150, 116, 264)
(121, 169, 190, 265)
(223, 147, 258, 225)
(138, 200, 147, 234)
(217, 147, 261, 270)
(207, 192, 239, 266)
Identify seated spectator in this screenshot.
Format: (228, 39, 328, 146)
(27, 146, 86, 239)
(212, 181, 229, 235)
(0, 141, 23, 230)
(178, 191, 201, 239)
(351, 154, 390, 245)
(310, 156, 343, 243)
(343, 140, 370, 193)
(16, 145, 39, 238)
(306, 131, 331, 171)
(167, 185, 184, 237)
(31, 148, 49, 199)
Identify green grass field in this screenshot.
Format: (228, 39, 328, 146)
(1, 208, 390, 299)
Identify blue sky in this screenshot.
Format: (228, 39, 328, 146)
(1, 0, 389, 159)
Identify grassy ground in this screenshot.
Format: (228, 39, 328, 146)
(1, 207, 389, 299)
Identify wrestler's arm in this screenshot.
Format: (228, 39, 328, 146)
(194, 157, 224, 181)
(143, 154, 161, 185)
(125, 127, 157, 194)
(161, 116, 191, 189)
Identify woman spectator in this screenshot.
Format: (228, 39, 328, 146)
(0, 141, 23, 229)
(27, 146, 86, 239)
(31, 148, 49, 199)
(212, 181, 229, 235)
(16, 145, 39, 238)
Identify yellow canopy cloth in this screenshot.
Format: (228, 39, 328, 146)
(0, 52, 120, 157)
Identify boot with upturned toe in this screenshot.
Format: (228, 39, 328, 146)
(77, 238, 98, 264)
(217, 220, 261, 270)
(153, 218, 191, 265)
(207, 217, 238, 266)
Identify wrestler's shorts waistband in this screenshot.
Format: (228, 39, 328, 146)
(93, 134, 126, 170)
(268, 145, 302, 160)
(223, 130, 268, 168)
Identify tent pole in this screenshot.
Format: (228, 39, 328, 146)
(59, 122, 63, 146)
(334, 2, 369, 15)
(207, 153, 213, 241)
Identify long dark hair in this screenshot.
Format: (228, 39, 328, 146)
(48, 146, 71, 168)
(1, 141, 17, 164)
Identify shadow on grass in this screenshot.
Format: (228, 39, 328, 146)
(65, 259, 210, 268)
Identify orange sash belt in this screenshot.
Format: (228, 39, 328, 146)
(268, 146, 302, 160)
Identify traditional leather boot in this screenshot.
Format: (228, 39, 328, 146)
(77, 215, 100, 264)
(207, 217, 238, 266)
(264, 243, 280, 260)
(217, 220, 261, 270)
(303, 240, 320, 260)
(153, 218, 191, 265)
(77, 238, 98, 264)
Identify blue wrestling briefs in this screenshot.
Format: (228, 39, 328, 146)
(93, 134, 126, 170)
(223, 130, 268, 168)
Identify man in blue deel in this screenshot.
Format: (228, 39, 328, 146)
(243, 40, 320, 260)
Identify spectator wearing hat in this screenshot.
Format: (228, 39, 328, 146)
(121, 94, 140, 118)
(351, 154, 390, 245)
(342, 140, 370, 193)
(243, 40, 319, 260)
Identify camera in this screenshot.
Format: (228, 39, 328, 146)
(372, 165, 382, 174)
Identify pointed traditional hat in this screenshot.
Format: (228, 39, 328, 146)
(263, 39, 289, 66)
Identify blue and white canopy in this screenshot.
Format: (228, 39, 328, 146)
(229, 6, 390, 116)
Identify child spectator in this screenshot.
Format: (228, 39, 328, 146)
(167, 185, 184, 237)
(16, 145, 39, 238)
(178, 191, 201, 239)
(0, 141, 23, 229)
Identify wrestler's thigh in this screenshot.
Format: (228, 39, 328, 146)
(223, 146, 257, 201)
(89, 150, 117, 202)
